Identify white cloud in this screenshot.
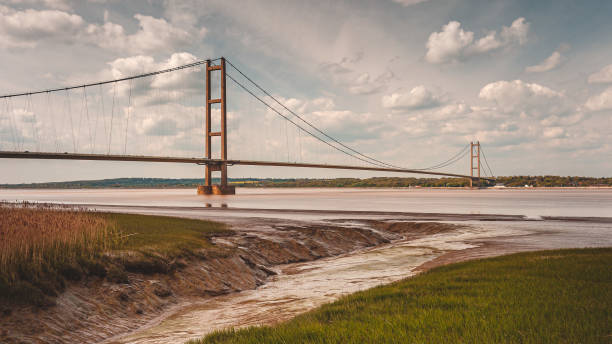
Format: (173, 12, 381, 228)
(588, 64, 612, 84)
(106, 52, 202, 105)
(0, 7, 205, 53)
(435, 102, 471, 118)
(391, 0, 431, 6)
(500, 17, 529, 45)
(525, 51, 564, 73)
(425, 21, 473, 64)
(382, 85, 444, 110)
(0, 6, 83, 48)
(585, 87, 612, 111)
(425, 17, 529, 64)
(86, 14, 204, 54)
(478, 80, 568, 117)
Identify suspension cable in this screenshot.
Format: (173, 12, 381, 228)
(0, 59, 219, 99)
(480, 145, 495, 178)
(225, 71, 395, 168)
(225, 58, 473, 172)
(225, 59, 406, 170)
(418, 144, 470, 171)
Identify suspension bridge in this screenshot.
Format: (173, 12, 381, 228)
(0, 57, 495, 194)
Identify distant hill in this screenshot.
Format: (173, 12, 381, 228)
(1, 176, 610, 189)
(0, 178, 213, 189)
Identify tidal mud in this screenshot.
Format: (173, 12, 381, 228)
(0, 217, 461, 344)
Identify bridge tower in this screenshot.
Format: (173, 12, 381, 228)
(197, 57, 236, 195)
(469, 141, 480, 188)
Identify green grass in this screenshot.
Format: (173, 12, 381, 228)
(193, 248, 612, 344)
(104, 212, 230, 256)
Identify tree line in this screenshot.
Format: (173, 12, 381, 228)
(1, 176, 610, 189)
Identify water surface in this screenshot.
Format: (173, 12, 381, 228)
(2, 187, 611, 218)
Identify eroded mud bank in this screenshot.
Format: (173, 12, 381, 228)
(0, 219, 462, 344)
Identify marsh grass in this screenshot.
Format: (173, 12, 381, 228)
(194, 248, 612, 344)
(0, 203, 228, 306)
(104, 212, 230, 256)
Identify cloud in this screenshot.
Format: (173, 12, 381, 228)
(391, 0, 431, 6)
(306, 110, 387, 142)
(499, 17, 529, 45)
(425, 17, 529, 64)
(585, 87, 612, 111)
(7, 0, 71, 11)
(588, 64, 612, 84)
(525, 51, 564, 73)
(0, 7, 205, 53)
(542, 126, 565, 139)
(107, 52, 203, 104)
(381, 85, 444, 110)
(434, 102, 472, 119)
(0, 6, 83, 48)
(320, 54, 394, 95)
(85, 14, 204, 54)
(260, 95, 388, 143)
(425, 21, 473, 64)
(143, 117, 179, 136)
(478, 79, 569, 117)
(348, 71, 394, 95)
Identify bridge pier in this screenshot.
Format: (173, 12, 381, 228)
(197, 184, 236, 195)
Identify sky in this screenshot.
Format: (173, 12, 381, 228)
(1, 0, 611, 183)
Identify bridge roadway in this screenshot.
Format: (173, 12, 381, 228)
(0, 151, 495, 181)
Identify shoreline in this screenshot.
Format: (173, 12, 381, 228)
(75, 203, 612, 224)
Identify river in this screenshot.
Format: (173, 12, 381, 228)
(2, 187, 611, 218)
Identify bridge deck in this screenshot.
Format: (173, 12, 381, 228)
(0, 151, 494, 181)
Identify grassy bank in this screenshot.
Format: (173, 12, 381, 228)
(194, 248, 612, 344)
(0, 203, 229, 306)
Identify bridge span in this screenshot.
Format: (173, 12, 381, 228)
(0, 57, 495, 194)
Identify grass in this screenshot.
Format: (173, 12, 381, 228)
(0, 203, 229, 306)
(103, 212, 230, 256)
(193, 248, 612, 344)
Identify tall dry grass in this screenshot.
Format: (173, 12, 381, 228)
(0, 202, 120, 284)
(1, 203, 226, 305)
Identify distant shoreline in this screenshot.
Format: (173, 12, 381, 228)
(1, 176, 610, 189)
(1, 186, 612, 190)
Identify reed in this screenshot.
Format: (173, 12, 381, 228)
(0, 202, 120, 304)
(0, 202, 228, 306)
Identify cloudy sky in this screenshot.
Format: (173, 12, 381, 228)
(1, 0, 611, 183)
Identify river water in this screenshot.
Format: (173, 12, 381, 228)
(2, 187, 611, 218)
(1, 188, 611, 343)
